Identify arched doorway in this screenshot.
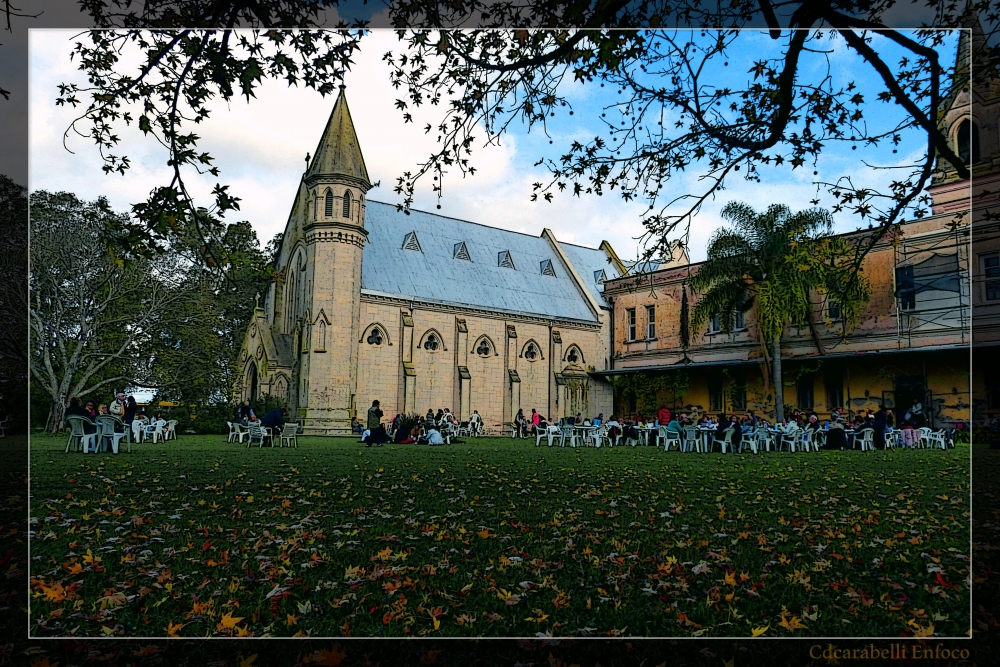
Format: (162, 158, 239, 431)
(247, 363, 258, 402)
(559, 363, 590, 418)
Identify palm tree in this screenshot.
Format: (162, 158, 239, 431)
(690, 202, 852, 422)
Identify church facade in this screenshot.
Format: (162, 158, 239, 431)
(238, 87, 627, 435)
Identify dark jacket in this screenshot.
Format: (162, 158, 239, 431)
(124, 400, 137, 423)
(367, 405, 383, 430)
(261, 408, 285, 430)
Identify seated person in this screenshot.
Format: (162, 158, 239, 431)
(713, 413, 741, 450)
(593, 413, 604, 426)
(666, 416, 684, 440)
(65, 397, 97, 434)
(351, 416, 364, 434)
(419, 426, 445, 445)
(622, 419, 640, 442)
(824, 418, 847, 449)
(236, 401, 255, 426)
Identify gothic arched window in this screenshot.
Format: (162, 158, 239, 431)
(315, 320, 327, 352)
(423, 334, 439, 351)
(524, 343, 538, 360)
(367, 327, 383, 346)
(343, 190, 352, 218)
(324, 189, 334, 217)
(476, 338, 492, 357)
(957, 120, 981, 163)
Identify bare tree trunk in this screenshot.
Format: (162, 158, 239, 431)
(772, 336, 785, 423)
(47, 399, 65, 434)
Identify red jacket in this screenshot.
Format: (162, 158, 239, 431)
(657, 408, 671, 425)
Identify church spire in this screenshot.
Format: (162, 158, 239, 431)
(306, 85, 371, 185)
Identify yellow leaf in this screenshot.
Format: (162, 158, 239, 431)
(218, 611, 245, 630)
(65, 563, 83, 576)
(913, 622, 935, 637)
(239, 655, 258, 667)
(286, 613, 299, 626)
(166, 621, 183, 637)
(282, 499, 292, 508)
(478, 529, 490, 539)
(723, 571, 737, 586)
(778, 612, 807, 631)
(751, 624, 769, 637)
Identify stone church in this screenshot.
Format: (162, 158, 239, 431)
(238, 87, 628, 435)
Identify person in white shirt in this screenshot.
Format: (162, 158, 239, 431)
(469, 410, 483, 436)
(426, 428, 445, 445)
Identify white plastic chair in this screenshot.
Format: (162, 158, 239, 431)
(279, 423, 299, 448)
(0, 416, 8, 438)
(927, 429, 947, 450)
(561, 426, 581, 448)
(737, 429, 758, 454)
(858, 429, 875, 452)
(682, 426, 699, 453)
(164, 419, 179, 441)
(917, 427, 932, 449)
(661, 426, 682, 452)
(709, 427, 735, 454)
(779, 425, 800, 452)
(248, 423, 272, 447)
(148, 420, 165, 443)
(131, 419, 145, 443)
(754, 426, 774, 452)
(884, 430, 899, 449)
(65, 416, 97, 453)
(96, 415, 128, 454)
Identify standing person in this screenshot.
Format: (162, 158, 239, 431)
(123, 396, 137, 425)
(365, 400, 387, 447)
(469, 410, 483, 436)
(261, 407, 288, 436)
(514, 409, 526, 437)
(657, 405, 671, 428)
(110, 393, 126, 417)
(530, 409, 541, 435)
(873, 405, 889, 449)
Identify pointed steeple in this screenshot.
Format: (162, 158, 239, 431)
(951, 3, 996, 101)
(306, 85, 370, 185)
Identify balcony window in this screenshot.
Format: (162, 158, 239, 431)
(895, 266, 915, 311)
(646, 305, 656, 338)
(984, 254, 1000, 301)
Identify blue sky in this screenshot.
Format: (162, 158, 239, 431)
(30, 29, 960, 263)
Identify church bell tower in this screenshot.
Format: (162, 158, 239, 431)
(299, 85, 371, 434)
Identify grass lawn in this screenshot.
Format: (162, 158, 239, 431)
(28, 434, 970, 638)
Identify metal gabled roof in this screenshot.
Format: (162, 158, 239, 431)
(559, 242, 623, 308)
(360, 201, 601, 323)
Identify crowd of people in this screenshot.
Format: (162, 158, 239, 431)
(354, 402, 487, 447)
(63, 393, 173, 440)
(504, 400, 961, 451)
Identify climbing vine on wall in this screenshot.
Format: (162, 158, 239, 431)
(612, 371, 690, 413)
